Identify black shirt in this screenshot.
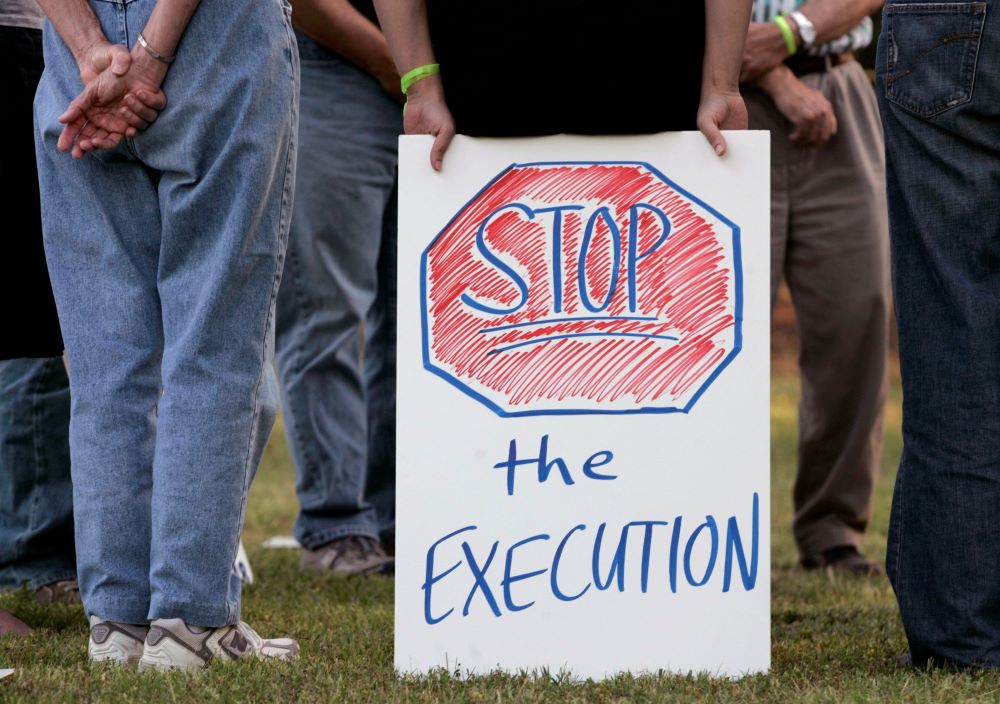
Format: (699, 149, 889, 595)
(428, 0, 706, 137)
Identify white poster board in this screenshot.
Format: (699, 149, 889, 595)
(396, 132, 770, 679)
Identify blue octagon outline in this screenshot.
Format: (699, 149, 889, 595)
(420, 161, 743, 418)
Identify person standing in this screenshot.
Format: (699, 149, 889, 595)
(742, 0, 889, 575)
(274, 0, 399, 576)
(0, 0, 77, 612)
(34, 0, 299, 669)
(876, 0, 1000, 668)
(373, 0, 753, 166)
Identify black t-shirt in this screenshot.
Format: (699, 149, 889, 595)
(428, 1, 706, 137)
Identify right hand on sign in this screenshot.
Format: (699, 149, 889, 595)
(404, 74, 455, 172)
(759, 65, 837, 145)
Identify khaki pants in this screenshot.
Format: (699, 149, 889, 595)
(746, 60, 890, 560)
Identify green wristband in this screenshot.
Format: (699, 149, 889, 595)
(773, 15, 798, 56)
(401, 63, 440, 95)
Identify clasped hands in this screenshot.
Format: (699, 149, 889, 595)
(58, 40, 169, 159)
(742, 22, 837, 146)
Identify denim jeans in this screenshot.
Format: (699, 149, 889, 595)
(0, 357, 74, 590)
(275, 32, 399, 550)
(34, 0, 298, 626)
(877, 0, 1000, 667)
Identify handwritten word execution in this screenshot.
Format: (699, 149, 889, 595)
(421, 496, 761, 625)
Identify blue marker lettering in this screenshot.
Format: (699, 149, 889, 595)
(461, 203, 533, 315)
(422, 525, 477, 625)
(683, 516, 719, 587)
(501, 533, 551, 612)
(551, 524, 591, 601)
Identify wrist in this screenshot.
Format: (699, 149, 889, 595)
(129, 46, 169, 88)
(73, 33, 112, 77)
(756, 65, 795, 95)
(405, 72, 444, 101)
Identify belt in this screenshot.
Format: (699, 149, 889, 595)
(784, 52, 854, 78)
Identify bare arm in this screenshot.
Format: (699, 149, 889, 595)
(293, 0, 400, 100)
(799, 0, 884, 46)
(742, 0, 883, 82)
(373, 0, 453, 170)
(699, 0, 753, 155)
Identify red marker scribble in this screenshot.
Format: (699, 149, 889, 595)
(422, 162, 740, 415)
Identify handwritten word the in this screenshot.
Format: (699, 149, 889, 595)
(420, 493, 760, 625)
(494, 435, 616, 496)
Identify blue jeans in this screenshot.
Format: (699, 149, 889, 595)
(34, 0, 298, 626)
(877, 0, 1000, 667)
(0, 357, 74, 590)
(275, 32, 400, 550)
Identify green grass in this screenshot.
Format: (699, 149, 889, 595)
(3, 375, 1000, 703)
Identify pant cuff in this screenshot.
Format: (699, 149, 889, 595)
(0, 569, 77, 593)
(795, 520, 865, 561)
(85, 596, 152, 625)
(148, 596, 239, 628)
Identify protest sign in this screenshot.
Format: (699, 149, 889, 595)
(396, 133, 770, 678)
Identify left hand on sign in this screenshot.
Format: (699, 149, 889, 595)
(741, 22, 793, 83)
(696, 87, 748, 157)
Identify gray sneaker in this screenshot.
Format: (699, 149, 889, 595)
(138, 618, 298, 672)
(88, 615, 148, 665)
(36, 579, 81, 605)
(299, 535, 394, 576)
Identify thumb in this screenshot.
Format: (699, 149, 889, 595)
(430, 124, 455, 172)
(108, 44, 131, 76)
(698, 114, 727, 157)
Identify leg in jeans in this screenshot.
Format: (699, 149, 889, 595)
(35, 0, 298, 627)
(0, 357, 74, 591)
(275, 33, 401, 551)
(36, 49, 164, 621)
(134, 0, 298, 626)
(877, 0, 1000, 667)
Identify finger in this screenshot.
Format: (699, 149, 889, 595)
(108, 44, 131, 76)
(58, 102, 84, 126)
(118, 104, 150, 130)
(430, 124, 455, 171)
(698, 114, 727, 156)
(92, 131, 123, 151)
(57, 115, 88, 152)
(124, 94, 160, 123)
(134, 90, 167, 112)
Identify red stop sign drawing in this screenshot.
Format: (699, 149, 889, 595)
(421, 161, 742, 416)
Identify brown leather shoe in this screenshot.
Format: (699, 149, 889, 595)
(300, 535, 394, 576)
(35, 579, 81, 605)
(801, 545, 885, 577)
(0, 608, 30, 636)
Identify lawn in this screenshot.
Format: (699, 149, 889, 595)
(3, 374, 1000, 703)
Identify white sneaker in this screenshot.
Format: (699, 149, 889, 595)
(88, 615, 148, 665)
(138, 618, 298, 672)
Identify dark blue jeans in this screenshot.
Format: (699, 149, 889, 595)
(0, 357, 74, 590)
(274, 32, 400, 550)
(877, 0, 1000, 667)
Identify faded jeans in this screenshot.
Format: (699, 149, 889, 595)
(877, 0, 1000, 667)
(34, 0, 298, 626)
(0, 357, 74, 591)
(275, 32, 399, 550)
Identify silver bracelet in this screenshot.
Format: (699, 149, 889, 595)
(137, 32, 175, 64)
